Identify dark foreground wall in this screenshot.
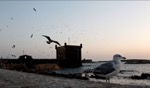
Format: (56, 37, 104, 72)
(0, 69, 148, 88)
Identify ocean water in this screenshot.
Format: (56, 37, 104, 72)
(54, 62, 150, 86)
(86, 62, 150, 86)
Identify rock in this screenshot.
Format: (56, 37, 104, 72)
(91, 75, 106, 79)
(131, 73, 150, 79)
(141, 73, 150, 79)
(131, 75, 143, 79)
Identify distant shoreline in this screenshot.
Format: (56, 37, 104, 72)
(1, 58, 150, 64)
(83, 59, 150, 64)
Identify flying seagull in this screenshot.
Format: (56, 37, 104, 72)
(11, 55, 16, 58)
(12, 45, 15, 48)
(42, 35, 61, 46)
(10, 17, 14, 20)
(30, 34, 33, 38)
(93, 54, 126, 83)
(33, 8, 36, 11)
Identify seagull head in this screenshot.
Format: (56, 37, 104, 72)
(113, 54, 126, 61)
(46, 41, 51, 44)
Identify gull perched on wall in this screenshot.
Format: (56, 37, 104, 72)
(42, 35, 61, 46)
(93, 54, 126, 83)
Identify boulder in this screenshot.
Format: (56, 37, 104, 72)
(131, 73, 150, 79)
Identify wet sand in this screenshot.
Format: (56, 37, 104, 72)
(0, 69, 149, 88)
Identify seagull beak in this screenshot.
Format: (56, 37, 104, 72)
(122, 57, 126, 59)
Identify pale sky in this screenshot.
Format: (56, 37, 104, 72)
(0, 1, 150, 61)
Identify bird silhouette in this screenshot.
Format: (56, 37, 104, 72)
(12, 45, 15, 48)
(11, 55, 16, 58)
(93, 54, 126, 83)
(30, 34, 33, 38)
(10, 17, 14, 20)
(42, 35, 61, 46)
(33, 8, 37, 12)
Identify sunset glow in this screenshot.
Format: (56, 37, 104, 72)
(0, 1, 150, 61)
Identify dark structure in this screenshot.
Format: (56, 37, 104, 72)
(18, 55, 33, 68)
(0, 55, 58, 69)
(18, 55, 33, 63)
(82, 59, 92, 63)
(55, 43, 82, 68)
(0, 43, 83, 69)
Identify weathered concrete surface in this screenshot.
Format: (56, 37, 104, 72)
(0, 69, 149, 88)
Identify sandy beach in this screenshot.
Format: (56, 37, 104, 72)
(0, 69, 149, 88)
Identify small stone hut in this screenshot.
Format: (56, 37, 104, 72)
(18, 55, 33, 68)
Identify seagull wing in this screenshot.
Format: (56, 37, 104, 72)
(42, 35, 51, 41)
(93, 62, 115, 75)
(52, 40, 61, 46)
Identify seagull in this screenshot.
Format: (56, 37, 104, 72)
(10, 17, 14, 20)
(12, 45, 15, 48)
(33, 8, 36, 11)
(93, 54, 126, 83)
(30, 34, 33, 38)
(11, 55, 16, 58)
(42, 35, 61, 46)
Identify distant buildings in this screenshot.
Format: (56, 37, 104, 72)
(55, 43, 82, 67)
(0, 43, 83, 68)
(82, 59, 92, 63)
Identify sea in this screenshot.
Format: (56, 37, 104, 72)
(53, 62, 150, 86)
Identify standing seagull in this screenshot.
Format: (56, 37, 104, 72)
(93, 54, 126, 83)
(42, 35, 61, 46)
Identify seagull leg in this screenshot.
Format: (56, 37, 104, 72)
(108, 77, 110, 83)
(106, 77, 108, 83)
(106, 77, 110, 83)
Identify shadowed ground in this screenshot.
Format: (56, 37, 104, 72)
(0, 69, 149, 88)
